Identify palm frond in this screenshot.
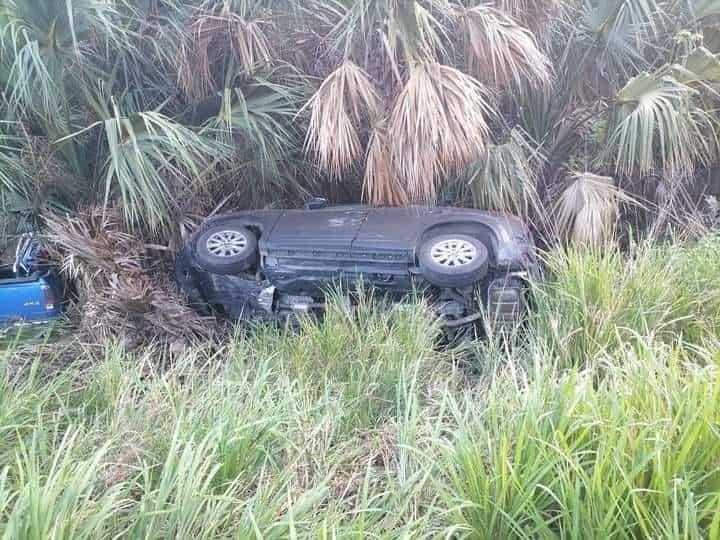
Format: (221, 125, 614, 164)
(686, 0, 720, 19)
(555, 172, 632, 245)
(493, 0, 563, 34)
(0, 123, 30, 199)
(577, 1, 650, 90)
(672, 46, 720, 83)
(5, 31, 64, 130)
(579, 0, 666, 41)
(305, 0, 449, 64)
(389, 62, 493, 202)
(619, 0, 666, 34)
(385, 0, 449, 62)
(62, 104, 224, 234)
(303, 61, 379, 179)
(363, 124, 408, 206)
(608, 72, 704, 176)
(202, 77, 305, 199)
(206, 80, 298, 155)
(459, 5, 552, 94)
(178, 11, 273, 100)
(466, 129, 542, 218)
(3, 0, 133, 113)
(4, 0, 126, 53)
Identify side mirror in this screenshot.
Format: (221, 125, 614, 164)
(305, 197, 328, 210)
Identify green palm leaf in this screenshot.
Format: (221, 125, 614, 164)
(202, 77, 305, 198)
(3, 0, 127, 118)
(0, 123, 29, 199)
(466, 129, 543, 218)
(607, 72, 708, 176)
(303, 0, 448, 63)
(63, 103, 224, 234)
(672, 46, 720, 83)
(689, 0, 720, 19)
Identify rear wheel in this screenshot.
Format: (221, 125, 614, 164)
(194, 223, 258, 274)
(419, 234, 489, 287)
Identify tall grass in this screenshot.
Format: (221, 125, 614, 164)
(1, 237, 720, 537)
(532, 236, 720, 367)
(446, 340, 720, 538)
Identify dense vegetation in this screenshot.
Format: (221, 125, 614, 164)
(1, 0, 720, 246)
(2, 237, 720, 537)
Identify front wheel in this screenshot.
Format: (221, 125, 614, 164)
(418, 234, 489, 287)
(194, 222, 258, 274)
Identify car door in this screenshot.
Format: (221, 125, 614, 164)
(264, 206, 368, 252)
(352, 206, 432, 253)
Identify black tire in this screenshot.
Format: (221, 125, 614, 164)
(194, 222, 258, 274)
(418, 234, 489, 287)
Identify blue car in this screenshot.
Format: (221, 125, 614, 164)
(0, 235, 64, 330)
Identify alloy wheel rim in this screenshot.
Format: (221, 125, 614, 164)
(206, 230, 248, 258)
(430, 239, 477, 267)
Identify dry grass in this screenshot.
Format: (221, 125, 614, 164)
(304, 61, 380, 179)
(45, 207, 212, 347)
(459, 5, 552, 93)
(389, 62, 493, 202)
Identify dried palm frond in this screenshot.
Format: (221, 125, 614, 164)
(363, 125, 408, 206)
(178, 11, 273, 99)
(494, 0, 563, 33)
(389, 62, 493, 202)
(45, 207, 213, 347)
(303, 61, 380, 179)
(555, 172, 633, 245)
(459, 5, 552, 93)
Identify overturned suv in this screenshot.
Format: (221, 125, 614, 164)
(175, 201, 539, 336)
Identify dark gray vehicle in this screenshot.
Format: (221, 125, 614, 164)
(175, 200, 539, 335)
